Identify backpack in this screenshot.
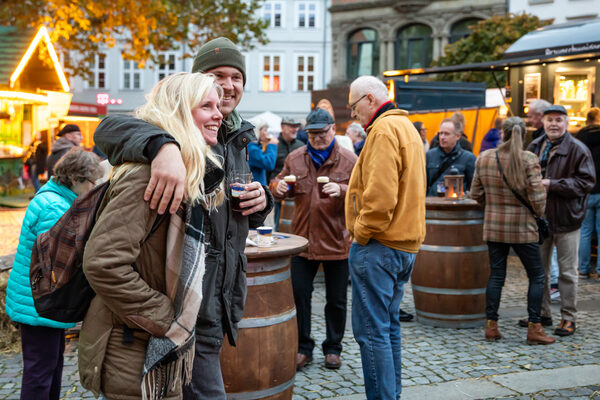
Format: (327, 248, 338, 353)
(30, 180, 165, 323)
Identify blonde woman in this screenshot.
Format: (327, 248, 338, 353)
(78, 72, 225, 400)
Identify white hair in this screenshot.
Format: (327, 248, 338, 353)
(529, 99, 551, 114)
(350, 76, 389, 103)
(347, 122, 366, 139)
(335, 135, 355, 152)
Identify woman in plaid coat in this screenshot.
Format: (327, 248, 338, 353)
(470, 117, 555, 345)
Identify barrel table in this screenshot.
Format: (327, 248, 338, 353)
(411, 197, 489, 328)
(220, 233, 308, 400)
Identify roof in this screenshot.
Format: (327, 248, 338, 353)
(0, 27, 37, 86)
(505, 18, 600, 58)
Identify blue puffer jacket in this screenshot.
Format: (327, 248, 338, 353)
(5, 178, 76, 328)
(248, 141, 277, 185)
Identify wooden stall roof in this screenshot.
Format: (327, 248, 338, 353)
(0, 27, 36, 89)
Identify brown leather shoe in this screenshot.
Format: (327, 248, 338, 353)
(325, 354, 342, 369)
(527, 322, 556, 345)
(554, 320, 576, 337)
(485, 320, 502, 342)
(296, 353, 313, 371)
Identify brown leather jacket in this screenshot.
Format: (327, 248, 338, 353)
(270, 141, 357, 260)
(527, 132, 596, 234)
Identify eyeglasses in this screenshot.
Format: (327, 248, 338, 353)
(307, 127, 330, 137)
(347, 95, 367, 112)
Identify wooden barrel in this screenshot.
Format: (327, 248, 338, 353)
(411, 197, 489, 328)
(278, 199, 295, 234)
(221, 234, 308, 400)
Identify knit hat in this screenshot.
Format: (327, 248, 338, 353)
(57, 124, 80, 137)
(192, 37, 246, 84)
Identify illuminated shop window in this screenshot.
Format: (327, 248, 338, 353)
(262, 54, 281, 92)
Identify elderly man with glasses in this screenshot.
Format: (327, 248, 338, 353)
(269, 107, 357, 371)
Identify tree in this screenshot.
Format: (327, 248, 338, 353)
(0, 0, 268, 79)
(433, 13, 551, 87)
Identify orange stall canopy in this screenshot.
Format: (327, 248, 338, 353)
(407, 106, 499, 156)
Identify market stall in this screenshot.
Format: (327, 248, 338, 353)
(0, 26, 71, 194)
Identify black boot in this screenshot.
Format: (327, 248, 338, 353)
(399, 308, 414, 322)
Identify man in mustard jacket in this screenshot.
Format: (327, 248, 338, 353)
(345, 76, 426, 400)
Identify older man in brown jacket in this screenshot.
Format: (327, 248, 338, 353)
(270, 108, 357, 371)
(525, 105, 596, 336)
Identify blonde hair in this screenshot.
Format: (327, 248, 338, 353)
(116, 72, 224, 208)
(498, 117, 527, 191)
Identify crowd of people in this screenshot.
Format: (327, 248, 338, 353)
(4, 34, 600, 400)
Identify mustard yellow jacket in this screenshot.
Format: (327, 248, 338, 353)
(345, 109, 426, 253)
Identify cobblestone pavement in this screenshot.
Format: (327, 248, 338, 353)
(0, 208, 599, 399)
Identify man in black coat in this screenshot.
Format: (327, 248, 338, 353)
(93, 37, 272, 400)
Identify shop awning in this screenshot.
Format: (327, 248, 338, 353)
(383, 19, 600, 78)
(505, 18, 600, 59)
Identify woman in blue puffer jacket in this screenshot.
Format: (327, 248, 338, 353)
(5, 147, 102, 400)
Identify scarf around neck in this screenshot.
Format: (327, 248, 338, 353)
(223, 109, 242, 135)
(142, 205, 206, 400)
(307, 139, 335, 170)
(364, 101, 397, 131)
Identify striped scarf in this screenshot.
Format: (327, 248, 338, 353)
(141, 205, 206, 400)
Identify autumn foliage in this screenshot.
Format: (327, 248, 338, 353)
(0, 0, 268, 79)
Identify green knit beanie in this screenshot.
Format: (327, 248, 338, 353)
(192, 37, 246, 84)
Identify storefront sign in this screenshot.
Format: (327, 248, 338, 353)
(69, 102, 107, 116)
(545, 42, 600, 57)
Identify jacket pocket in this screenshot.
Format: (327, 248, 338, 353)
(294, 174, 310, 195)
(230, 253, 248, 324)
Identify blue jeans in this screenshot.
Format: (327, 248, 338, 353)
(579, 193, 600, 275)
(349, 240, 416, 400)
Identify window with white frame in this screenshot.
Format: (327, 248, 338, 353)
(156, 52, 178, 82)
(295, 55, 316, 91)
(122, 57, 142, 89)
(262, 54, 281, 92)
(297, 1, 317, 28)
(87, 54, 107, 89)
(263, 1, 283, 28)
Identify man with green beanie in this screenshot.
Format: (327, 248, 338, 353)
(92, 37, 273, 399)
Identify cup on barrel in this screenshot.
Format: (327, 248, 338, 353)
(284, 175, 296, 197)
(257, 226, 273, 247)
(230, 172, 252, 212)
(317, 176, 329, 198)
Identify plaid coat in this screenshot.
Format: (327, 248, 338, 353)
(470, 149, 546, 243)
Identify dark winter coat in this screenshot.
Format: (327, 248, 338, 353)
(47, 137, 76, 176)
(576, 124, 600, 194)
(93, 115, 273, 346)
(527, 132, 596, 233)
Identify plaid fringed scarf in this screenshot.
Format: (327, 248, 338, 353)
(141, 205, 206, 400)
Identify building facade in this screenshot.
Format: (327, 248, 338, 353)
(69, 0, 332, 121)
(509, 0, 600, 24)
(329, 0, 506, 84)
